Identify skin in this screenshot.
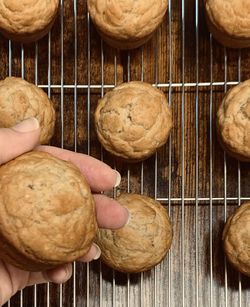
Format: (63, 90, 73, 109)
(0, 118, 128, 306)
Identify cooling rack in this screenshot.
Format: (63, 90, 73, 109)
(2, 0, 250, 306)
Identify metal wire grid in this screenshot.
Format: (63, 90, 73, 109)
(4, 0, 250, 306)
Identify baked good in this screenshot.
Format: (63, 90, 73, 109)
(94, 81, 172, 161)
(0, 77, 55, 144)
(87, 0, 168, 49)
(0, 151, 97, 272)
(0, 0, 59, 43)
(95, 193, 172, 273)
(217, 80, 250, 161)
(205, 0, 250, 48)
(223, 202, 250, 277)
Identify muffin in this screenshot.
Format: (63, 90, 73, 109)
(94, 81, 172, 162)
(87, 0, 168, 49)
(223, 202, 250, 277)
(0, 0, 59, 43)
(217, 80, 250, 162)
(0, 151, 97, 272)
(0, 77, 55, 144)
(95, 193, 172, 273)
(205, 0, 250, 48)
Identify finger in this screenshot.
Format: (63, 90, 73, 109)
(77, 243, 101, 262)
(26, 263, 72, 287)
(94, 194, 129, 229)
(0, 261, 72, 306)
(0, 260, 21, 306)
(0, 118, 40, 165)
(36, 145, 121, 192)
(45, 263, 72, 284)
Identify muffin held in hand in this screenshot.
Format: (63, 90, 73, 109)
(223, 202, 250, 277)
(205, 0, 250, 48)
(0, 0, 59, 43)
(0, 151, 97, 272)
(87, 0, 168, 49)
(95, 193, 172, 273)
(94, 81, 172, 162)
(217, 80, 250, 162)
(0, 77, 55, 144)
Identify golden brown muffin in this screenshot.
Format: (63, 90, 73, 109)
(205, 0, 250, 48)
(95, 193, 172, 273)
(0, 77, 55, 144)
(94, 82, 172, 162)
(223, 202, 250, 277)
(0, 0, 59, 43)
(217, 80, 250, 162)
(0, 151, 97, 272)
(87, 0, 168, 49)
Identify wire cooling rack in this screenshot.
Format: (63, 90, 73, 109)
(3, 0, 250, 306)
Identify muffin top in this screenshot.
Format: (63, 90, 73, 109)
(205, 0, 250, 38)
(217, 80, 250, 161)
(94, 81, 172, 161)
(87, 0, 168, 48)
(96, 193, 172, 273)
(0, 151, 97, 271)
(0, 77, 55, 144)
(0, 0, 59, 42)
(223, 202, 250, 277)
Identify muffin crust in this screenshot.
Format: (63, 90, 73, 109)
(223, 202, 250, 277)
(217, 80, 250, 161)
(205, 0, 250, 48)
(95, 81, 172, 161)
(0, 0, 59, 43)
(0, 151, 97, 271)
(96, 193, 172, 273)
(0, 77, 55, 144)
(87, 0, 168, 49)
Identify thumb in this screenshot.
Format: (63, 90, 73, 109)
(0, 118, 40, 165)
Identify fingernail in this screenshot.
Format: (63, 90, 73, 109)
(63, 264, 72, 281)
(44, 263, 72, 284)
(56, 264, 72, 283)
(114, 170, 121, 187)
(93, 243, 102, 260)
(123, 208, 130, 226)
(12, 117, 40, 133)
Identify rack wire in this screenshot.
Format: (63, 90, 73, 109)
(4, 0, 250, 306)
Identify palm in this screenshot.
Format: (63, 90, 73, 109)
(0, 259, 32, 305)
(0, 259, 74, 306)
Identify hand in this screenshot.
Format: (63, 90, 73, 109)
(0, 118, 128, 306)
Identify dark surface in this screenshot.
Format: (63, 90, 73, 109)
(2, 0, 250, 306)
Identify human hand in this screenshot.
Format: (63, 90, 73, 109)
(0, 118, 128, 306)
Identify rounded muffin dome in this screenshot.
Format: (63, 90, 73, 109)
(205, 0, 250, 48)
(0, 0, 59, 43)
(0, 151, 97, 271)
(0, 77, 55, 145)
(217, 80, 250, 161)
(87, 0, 168, 49)
(223, 202, 250, 277)
(95, 193, 173, 273)
(94, 81, 172, 161)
